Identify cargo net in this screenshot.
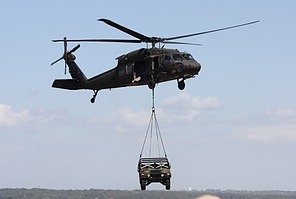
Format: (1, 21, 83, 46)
(139, 89, 167, 159)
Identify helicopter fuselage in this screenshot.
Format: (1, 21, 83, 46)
(53, 47, 201, 91)
(85, 47, 201, 90)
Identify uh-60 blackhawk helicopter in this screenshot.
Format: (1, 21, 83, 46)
(51, 18, 259, 103)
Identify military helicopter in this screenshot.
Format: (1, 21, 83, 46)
(51, 18, 258, 103)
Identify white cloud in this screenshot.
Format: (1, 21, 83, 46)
(160, 92, 222, 123)
(161, 92, 221, 110)
(104, 93, 222, 134)
(238, 123, 296, 142)
(235, 107, 296, 142)
(0, 104, 29, 126)
(266, 107, 296, 120)
(0, 103, 72, 132)
(106, 107, 150, 133)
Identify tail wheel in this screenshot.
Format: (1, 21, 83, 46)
(90, 90, 99, 103)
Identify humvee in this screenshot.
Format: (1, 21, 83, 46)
(138, 157, 171, 190)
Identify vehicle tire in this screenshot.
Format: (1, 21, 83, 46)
(165, 179, 170, 190)
(140, 180, 146, 191)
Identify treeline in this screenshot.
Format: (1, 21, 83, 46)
(0, 188, 296, 199)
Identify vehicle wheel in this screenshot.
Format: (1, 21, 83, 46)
(178, 80, 185, 90)
(140, 180, 146, 191)
(148, 80, 155, 89)
(165, 179, 170, 190)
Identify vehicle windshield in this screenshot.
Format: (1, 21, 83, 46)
(183, 53, 195, 60)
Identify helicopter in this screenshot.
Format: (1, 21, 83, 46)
(51, 18, 259, 103)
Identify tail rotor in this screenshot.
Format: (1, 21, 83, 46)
(51, 37, 80, 75)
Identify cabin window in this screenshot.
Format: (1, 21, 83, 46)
(172, 54, 183, 61)
(119, 65, 126, 76)
(153, 57, 159, 69)
(126, 63, 134, 74)
(119, 63, 134, 76)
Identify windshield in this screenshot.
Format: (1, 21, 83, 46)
(183, 53, 195, 60)
(172, 53, 183, 61)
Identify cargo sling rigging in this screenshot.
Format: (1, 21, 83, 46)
(139, 88, 167, 159)
(137, 88, 171, 190)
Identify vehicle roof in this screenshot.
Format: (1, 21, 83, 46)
(139, 157, 169, 163)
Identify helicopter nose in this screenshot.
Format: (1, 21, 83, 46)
(194, 61, 201, 74)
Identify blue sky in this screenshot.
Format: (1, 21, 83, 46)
(1, 0, 296, 191)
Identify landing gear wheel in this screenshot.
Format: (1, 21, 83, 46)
(140, 180, 146, 191)
(90, 97, 95, 103)
(178, 80, 185, 90)
(148, 80, 156, 89)
(165, 179, 171, 190)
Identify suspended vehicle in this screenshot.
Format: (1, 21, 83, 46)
(138, 89, 171, 190)
(138, 157, 171, 190)
(51, 18, 259, 103)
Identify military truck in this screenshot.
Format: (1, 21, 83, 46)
(138, 157, 171, 190)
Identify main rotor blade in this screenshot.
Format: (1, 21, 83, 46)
(52, 39, 142, 43)
(98, 18, 150, 42)
(162, 41, 202, 46)
(164, 20, 259, 41)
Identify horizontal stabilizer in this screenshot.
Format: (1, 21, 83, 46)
(52, 79, 84, 90)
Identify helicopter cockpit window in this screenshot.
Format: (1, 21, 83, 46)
(172, 54, 183, 62)
(165, 55, 172, 63)
(183, 53, 195, 60)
